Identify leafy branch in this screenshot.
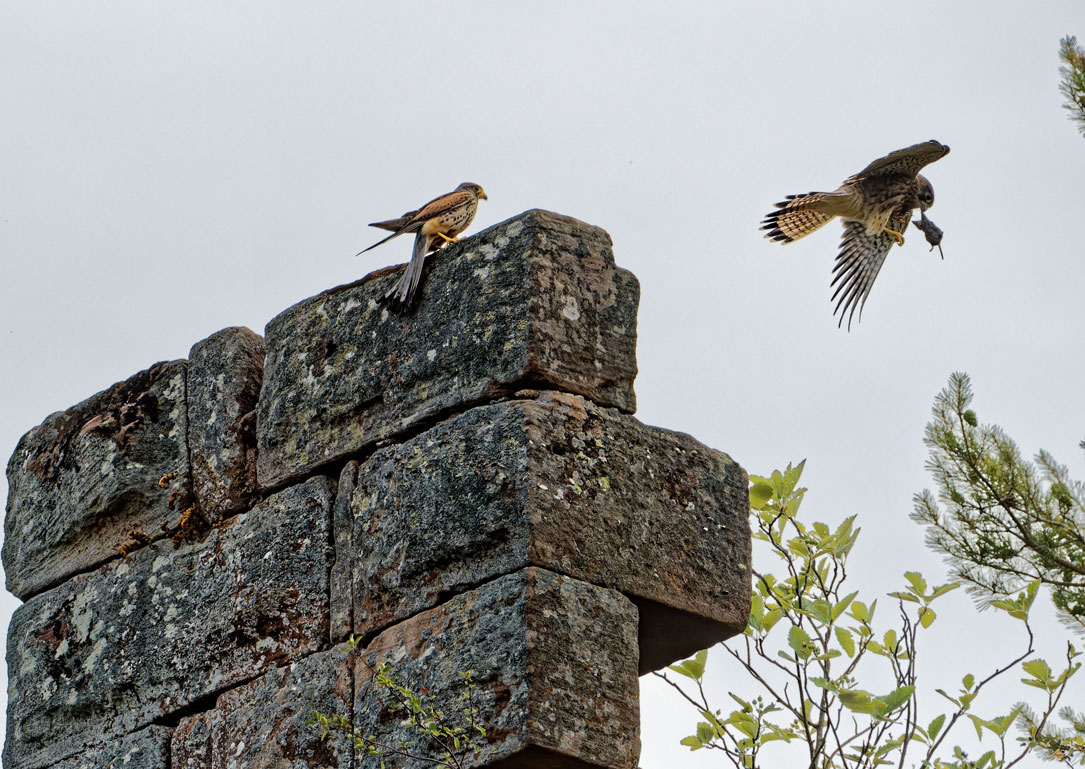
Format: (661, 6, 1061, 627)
(659, 461, 1080, 768)
(311, 635, 486, 769)
(912, 372, 1085, 636)
(1059, 36, 1085, 137)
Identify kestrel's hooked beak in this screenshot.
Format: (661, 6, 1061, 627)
(477, 188, 488, 201)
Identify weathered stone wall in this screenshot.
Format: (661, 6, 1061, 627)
(3, 209, 751, 769)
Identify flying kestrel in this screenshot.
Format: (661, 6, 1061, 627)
(359, 182, 487, 305)
(761, 140, 950, 329)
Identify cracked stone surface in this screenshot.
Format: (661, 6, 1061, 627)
(3, 360, 190, 600)
(257, 209, 640, 489)
(187, 326, 265, 519)
(4, 476, 334, 769)
(42, 727, 171, 769)
(172, 648, 353, 769)
(332, 390, 749, 673)
(353, 568, 640, 769)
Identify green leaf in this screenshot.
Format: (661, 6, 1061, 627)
(968, 713, 984, 740)
(680, 735, 703, 750)
(749, 480, 773, 509)
(888, 591, 921, 604)
(731, 712, 758, 739)
(850, 601, 869, 622)
(806, 599, 833, 624)
(788, 626, 812, 659)
(762, 609, 783, 633)
(668, 649, 708, 681)
(904, 571, 928, 596)
(962, 673, 974, 691)
(838, 688, 875, 714)
(877, 685, 914, 714)
(748, 592, 764, 622)
(935, 688, 959, 707)
(1022, 658, 1053, 688)
(1020, 580, 1040, 611)
(918, 607, 936, 628)
(928, 714, 946, 740)
(697, 721, 716, 743)
(729, 693, 752, 712)
(831, 591, 858, 621)
(835, 626, 855, 658)
(930, 582, 960, 599)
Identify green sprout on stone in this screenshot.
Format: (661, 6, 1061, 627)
(311, 635, 486, 769)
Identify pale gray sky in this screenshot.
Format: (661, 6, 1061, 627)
(2, 2, 1084, 765)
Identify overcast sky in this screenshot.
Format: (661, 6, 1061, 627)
(3, 2, 1084, 765)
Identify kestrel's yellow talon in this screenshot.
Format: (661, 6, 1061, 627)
(435, 232, 459, 244)
(885, 228, 905, 246)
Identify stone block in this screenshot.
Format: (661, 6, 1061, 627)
(38, 727, 171, 769)
(4, 477, 334, 769)
(353, 568, 639, 769)
(171, 648, 353, 769)
(333, 391, 749, 673)
(3, 360, 189, 600)
(257, 209, 639, 489)
(187, 326, 265, 519)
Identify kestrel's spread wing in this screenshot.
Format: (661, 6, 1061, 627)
(850, 140, 951, 181)
(760, 140, 950, 329)
(830, 216, 906, 330)
(358, 182, 487, 305)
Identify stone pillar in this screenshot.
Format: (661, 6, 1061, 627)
(3, 210, 750, 769)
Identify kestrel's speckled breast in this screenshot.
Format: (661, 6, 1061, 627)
(436, 201, 478, 239)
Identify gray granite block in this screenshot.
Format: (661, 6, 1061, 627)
(31, 727, 171, 769)
(5, 477, 334, 769)
(186, 326, 265, 520)
(171, 648, 353, 769)
(257, 209, 639, 489)
(332, 391, 750, 673)
(4, 360, 189, 599)
(353, 568, 639, 769)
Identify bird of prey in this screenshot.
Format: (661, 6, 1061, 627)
(761, 140, 950, 329)
(359, 182, 488, 305)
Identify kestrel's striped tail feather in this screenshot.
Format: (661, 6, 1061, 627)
(760, 192, 838, 243)
(358, 229, 403, 255)
(384, 231, 433, 305)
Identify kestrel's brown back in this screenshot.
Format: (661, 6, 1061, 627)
(761, 140, 950, 329)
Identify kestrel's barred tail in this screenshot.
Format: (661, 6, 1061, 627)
(385, 232, 435, 305)
(760, 193, 837, 243)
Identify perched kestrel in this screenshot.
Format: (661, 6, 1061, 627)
(761, 140, 950, 329)
(359, 182, 488, 305)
